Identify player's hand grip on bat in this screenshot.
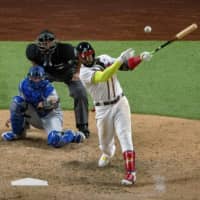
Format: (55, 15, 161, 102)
(117, 48, 135, 63)
(140, 51, 153, 62)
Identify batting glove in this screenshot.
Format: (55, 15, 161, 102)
(117, 48, 135, 63)
(140, 51, 152, 62)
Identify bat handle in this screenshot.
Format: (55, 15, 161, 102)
(151, 39, 175, 55)
(150, 46, 162, 55)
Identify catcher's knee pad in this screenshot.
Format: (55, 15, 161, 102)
(47, 130, 63, 148)
(11, 96, 27, 113)
(10, 96, 27, 135)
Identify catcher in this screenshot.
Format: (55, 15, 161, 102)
(76, 42, 152, 185)
(1, 66, 85, 147)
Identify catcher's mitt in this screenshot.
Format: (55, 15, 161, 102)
(37, 97, 59, 111)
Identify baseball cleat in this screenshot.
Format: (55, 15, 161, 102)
(98, 154, 111, 167)
(1, 131, 18, 141)
(121, 172, 136, 185)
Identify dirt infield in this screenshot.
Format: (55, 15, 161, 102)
(0, 110, 200, 200)
(0, 0, 200, 200)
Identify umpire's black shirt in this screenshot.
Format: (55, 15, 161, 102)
(26, 43, 77, 82)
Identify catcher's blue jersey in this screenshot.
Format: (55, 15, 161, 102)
(19, 78, 54, 111)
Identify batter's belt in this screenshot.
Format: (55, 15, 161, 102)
(95, 93, 124, 106)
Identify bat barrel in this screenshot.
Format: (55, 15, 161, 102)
(176, 23, 198, 39)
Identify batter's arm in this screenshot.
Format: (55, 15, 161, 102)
(92, 48, 133, 83)
(120, 56, 142, 71)
(92, 60, 122, 83)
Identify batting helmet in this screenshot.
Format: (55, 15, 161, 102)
(36, 30, 57, 54)
(76, 42, 95, 67)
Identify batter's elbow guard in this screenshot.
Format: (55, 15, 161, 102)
(127, 56, 142, 70)
(47, 130, 63, 148)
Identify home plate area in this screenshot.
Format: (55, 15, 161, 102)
(11, 178, 48, 186)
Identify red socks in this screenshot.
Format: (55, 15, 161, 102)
(123, 150, 136, 172)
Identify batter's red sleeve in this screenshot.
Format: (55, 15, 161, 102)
(128, 56, 142, 70)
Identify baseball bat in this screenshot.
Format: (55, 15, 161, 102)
(151, 23, 198, 55)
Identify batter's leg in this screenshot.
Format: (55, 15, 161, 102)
(114, 97, 136, 185)
(96, 107, 116, 167)
(114, 97, 134, 152)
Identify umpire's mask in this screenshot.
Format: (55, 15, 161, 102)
(36, 30, 57, 55)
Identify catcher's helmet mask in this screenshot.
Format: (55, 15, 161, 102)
(76, 42, 95, 67)
(36, 30, 57, 55)
(28, 66, 46, 88)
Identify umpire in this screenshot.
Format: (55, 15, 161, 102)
(25, 30, 90, 138)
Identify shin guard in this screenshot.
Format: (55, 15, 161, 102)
(10, 96, 27, 136)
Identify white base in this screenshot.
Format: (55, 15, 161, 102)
(11, 178, 48, 186)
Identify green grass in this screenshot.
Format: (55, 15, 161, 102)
(0, 41, 200, 119)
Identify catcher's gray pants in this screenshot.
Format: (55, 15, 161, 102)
(25, 104, 63, 134)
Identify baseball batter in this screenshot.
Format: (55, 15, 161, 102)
(2, 66, 85, 147)
(76, 42, 152, 185)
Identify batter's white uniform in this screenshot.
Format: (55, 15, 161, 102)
(80, 54, 134, 157)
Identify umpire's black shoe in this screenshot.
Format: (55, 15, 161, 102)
(78, 124, 90, 138)
(83, 129, 90, 138)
